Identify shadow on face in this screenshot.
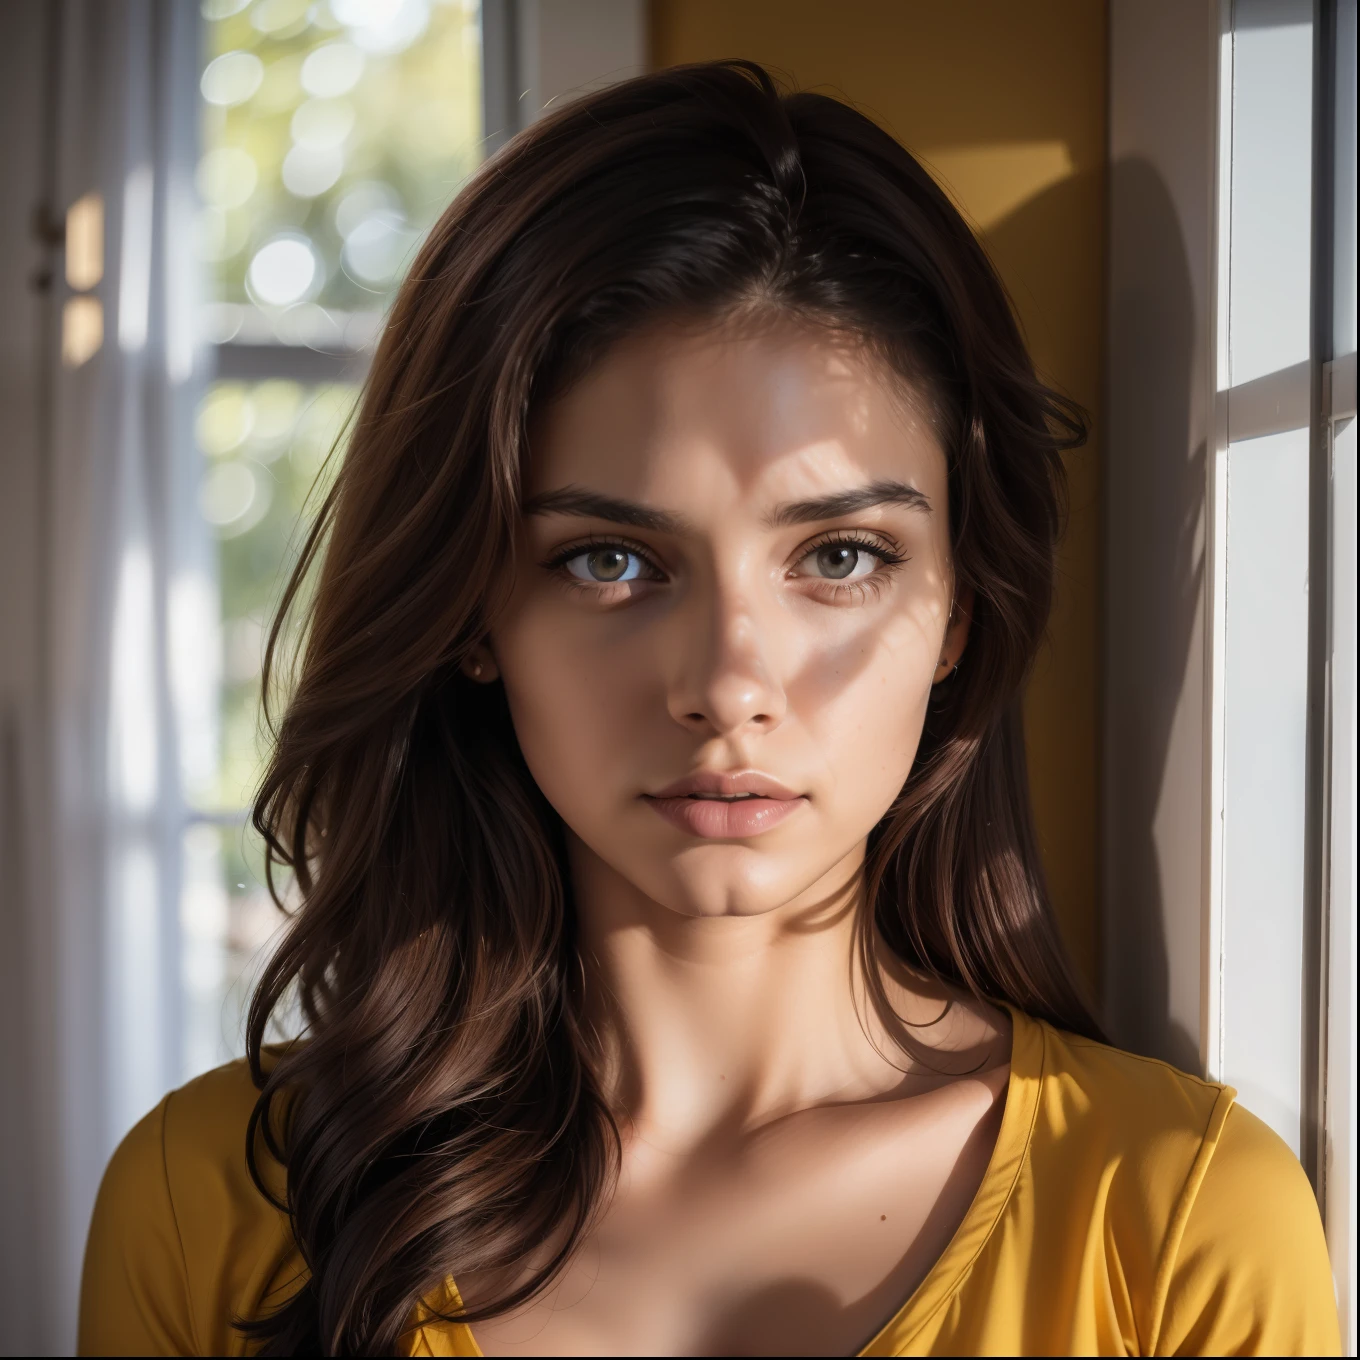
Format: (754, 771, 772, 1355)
(487, 315, 969, 924)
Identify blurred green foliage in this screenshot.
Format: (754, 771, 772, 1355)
(184, 0, 482, 1069)
(202, 0, 481, 313)
(197, 0, 482, 813)
(196, 380, 354, 810)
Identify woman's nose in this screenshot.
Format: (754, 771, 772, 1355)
(666, 588, 788, 738)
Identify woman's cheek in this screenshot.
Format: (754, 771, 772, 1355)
(823, 672, 930, 834)
(497, 614, 643, 815)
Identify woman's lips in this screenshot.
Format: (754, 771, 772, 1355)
(644, 794, 806, 839)
(641, 771, 806, 839)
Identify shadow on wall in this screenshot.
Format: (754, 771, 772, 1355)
(1101, 156, 1204, 1072)
(979, 165, 1104, 996)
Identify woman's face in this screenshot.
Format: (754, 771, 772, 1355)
(487, 318, 968, 920)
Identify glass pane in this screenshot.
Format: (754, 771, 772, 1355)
(196, 379, 356, 810)
(182, 379, 351, 1078)
(1228, 1, 1314, 387)
(185, 0, 483, 1083)
(1335, 0, 1357, 359)
(182, 819, 291, 1073)
(200, 0, 482, 343)
(1220, 428, 1312, 1153)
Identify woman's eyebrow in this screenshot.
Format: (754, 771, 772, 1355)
(523, 479, 931, 533)
(523, 486, 691, 533)
(764, 479, 932, 526)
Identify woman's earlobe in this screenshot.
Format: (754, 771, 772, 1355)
(933, 585, 975, 684)
(934, 652, 960, 681)
(462, 644, 500, 683)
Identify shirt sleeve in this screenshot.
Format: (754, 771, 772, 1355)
(1154, 1101, 1341, 1357)
(78, 1094, 199, 1356)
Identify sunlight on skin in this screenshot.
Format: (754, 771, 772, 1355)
(494, 320, 961, 930)
(462, 318, 1008, 1357)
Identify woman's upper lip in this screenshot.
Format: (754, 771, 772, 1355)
(645, 771, 804, 800)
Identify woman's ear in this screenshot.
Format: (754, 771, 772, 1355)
(460, 641, 501, 683)
(933, 584, 975, 684)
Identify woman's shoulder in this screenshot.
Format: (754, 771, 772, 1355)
(115, 1054, 287, 1224)
(1012, 1017, 1233, 1248)
(1163, 1094, 1341, 1352)
(1015, 1014, 1339, 1354)
(166, 1053, 291, 1214)
(1027, 1017, 1233, 1150)
(79, 1058, 298, 1357)
(1022, 1015, 1312, 1208)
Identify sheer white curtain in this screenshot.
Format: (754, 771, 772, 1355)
(0, 2, 205, 1353)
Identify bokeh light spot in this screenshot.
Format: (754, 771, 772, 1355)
(247, 236, 320, 306)
(291, 98, 356, 148)
(300, 41, 366, 97)
(341, 211, 416, 286)
(282, 144, 344, 198)
(334, 0, 431, 55)
(201, 0, 250, 18)
(251, 380, 304, 453)
(333, 179, 401, 239)
(196, 385, 256, 457)
(200, 50, 264, 106)
(200, 461, 263, 531)
(197, 147, 259, 209)
(251, 0, 311, 37)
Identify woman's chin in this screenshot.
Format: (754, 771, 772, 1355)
(635, 855, 856, 923)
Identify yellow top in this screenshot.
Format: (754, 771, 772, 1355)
(79, 1009, 1341, 1357)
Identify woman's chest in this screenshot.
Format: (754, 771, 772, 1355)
(467, 1083, 1006, 1357)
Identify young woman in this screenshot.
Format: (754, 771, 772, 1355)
(79, 63, 1339, 1357)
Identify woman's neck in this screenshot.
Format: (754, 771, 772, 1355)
(569, 835, 972, 1160)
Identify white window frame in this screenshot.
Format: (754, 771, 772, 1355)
(1107, 1, 1356, 1347)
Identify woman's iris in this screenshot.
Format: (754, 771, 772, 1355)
(816, 545, 860, 579)
(567, 547, 642, 582)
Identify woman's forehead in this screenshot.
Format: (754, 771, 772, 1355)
(525, 319, 947, 516)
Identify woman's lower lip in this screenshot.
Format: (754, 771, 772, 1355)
(643, 795, 806, 839)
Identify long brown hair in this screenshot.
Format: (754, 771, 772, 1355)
(241, 60, 1100, 1355)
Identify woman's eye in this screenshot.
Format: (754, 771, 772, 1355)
(564, 547, 646, 583)
(799, 543, 881, 581)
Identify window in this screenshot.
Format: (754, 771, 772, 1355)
(183, 0, 483, 1076)
(1207, 0, 1356, 1342)
(1105, 0, 1354, 1343)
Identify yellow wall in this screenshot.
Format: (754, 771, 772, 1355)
(651, 0, 1106, 995)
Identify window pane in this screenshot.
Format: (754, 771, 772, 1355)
(197, 379, 356, 810)
(185, 0, 483, 1081)
(1227, 1, 1313, 387)
(1220, 428, 1312, 1152)
(200, 0, 482, 340)
(183, 378, 352, 1076)
(182, 819, 287, 1072)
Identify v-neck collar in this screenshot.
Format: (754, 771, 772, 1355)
(415, 1006, 1044, 1359)
(856, 1004, 1043, 1355)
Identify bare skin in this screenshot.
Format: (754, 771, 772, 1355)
(463, 317, 1011, 1357)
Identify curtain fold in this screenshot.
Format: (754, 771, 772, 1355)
(4, 3, 205, 1351)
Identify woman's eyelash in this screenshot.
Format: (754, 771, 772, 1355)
(796, 530, 907, 566)
(540, 531, 906, 580)
(541, 536, 661, 573)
